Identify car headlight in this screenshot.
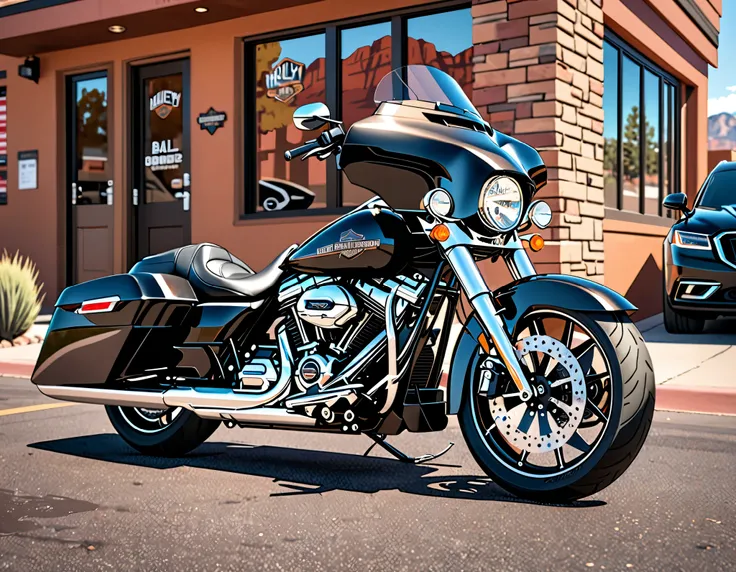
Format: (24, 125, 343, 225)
(674, 230, 711, 250)
(479, 176, 523, 232)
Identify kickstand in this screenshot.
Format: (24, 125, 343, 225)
(363, 432, 454, 465)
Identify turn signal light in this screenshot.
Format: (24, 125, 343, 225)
(529, 234, 545, 252)
(430, 224, 451, 242)
(77, 296, 120, 314)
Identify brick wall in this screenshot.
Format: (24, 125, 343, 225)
(472, 0, 605, 281)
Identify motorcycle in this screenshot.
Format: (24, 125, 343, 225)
(32, 65, 655, 501)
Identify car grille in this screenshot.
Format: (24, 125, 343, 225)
(716, 232, 736, 270)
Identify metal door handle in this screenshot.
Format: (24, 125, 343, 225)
(71, 182, 77, 205)
(133, 188, 139, 206)
(183, 172, 190, 187)
(174, 190, 190, 211)
(106, 180, 113, 206)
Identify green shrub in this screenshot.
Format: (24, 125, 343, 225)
(0, 250, 45, 342)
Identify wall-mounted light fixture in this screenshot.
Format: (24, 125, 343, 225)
(18, 56, 39, 83)
(194, 7, 209, 13)
(108, 25, 126, 33)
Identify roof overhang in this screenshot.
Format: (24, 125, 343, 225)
(0, 0, 315, 57)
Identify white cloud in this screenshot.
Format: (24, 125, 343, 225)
(708, 93, 736, 116)
(728, 86, 736, 92)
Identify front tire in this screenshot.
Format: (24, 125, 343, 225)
(106, 406, 220, 457)
(459, 310, 655, 502)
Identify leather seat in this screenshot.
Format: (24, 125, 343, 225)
(130, 242, 297, 300)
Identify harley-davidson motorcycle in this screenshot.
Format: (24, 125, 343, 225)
(32, 65, 654, 501)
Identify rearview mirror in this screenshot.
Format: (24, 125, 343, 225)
(293, 102, 331, 131)
(663, 192, 689, 212)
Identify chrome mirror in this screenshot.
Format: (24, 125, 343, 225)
(528, 200, 552, 229)
(293, 102, 331, 131)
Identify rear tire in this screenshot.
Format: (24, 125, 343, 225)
(106, 406, 220, 457)
(663, 299, 705, 334)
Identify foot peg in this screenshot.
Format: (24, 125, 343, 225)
(364, 432, 454, 465)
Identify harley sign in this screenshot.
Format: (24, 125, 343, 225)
(150, 89, 181, 119)
(265, 58, 305, 103)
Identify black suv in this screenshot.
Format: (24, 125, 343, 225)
(662, 161, 736, 333)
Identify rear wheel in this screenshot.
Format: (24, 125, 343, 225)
(459, 310, 655, 502)
(106, 406, 220, 457)
(663, 299, 705, 334)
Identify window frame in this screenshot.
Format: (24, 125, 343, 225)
(240, 0, 470, 219)
(603, 29, 681, 219)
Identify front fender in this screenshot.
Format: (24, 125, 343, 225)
(446, 274, 636, 414)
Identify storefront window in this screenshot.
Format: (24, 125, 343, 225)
(341, 22, 391, 206)
(75, 75, 108, 204)
(254, 34, 326, 213)
(643, 69, 660, 215)
(244, 6, 471, 216)
(602, 42, 618, 209)
(603, 33, 679, 217)
(407, 8, 473, 100)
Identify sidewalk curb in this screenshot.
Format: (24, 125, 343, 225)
(655, 385, 736, 416)
(0, 363, 34, 379)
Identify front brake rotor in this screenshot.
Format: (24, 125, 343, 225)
(489, 335, 587, 453)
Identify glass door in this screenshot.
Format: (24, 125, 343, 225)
(132, 58, 191, 259)
(67, 70, 114, 284)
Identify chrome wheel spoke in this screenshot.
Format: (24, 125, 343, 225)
(554, 447, 566, 469)
(573, 339, 596, 374)
(561, 319, 575, 348)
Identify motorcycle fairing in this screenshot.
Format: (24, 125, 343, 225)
(340, 102, 546, 224)
(444, 275, 637, 415)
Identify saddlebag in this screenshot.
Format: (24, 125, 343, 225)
(31, 273, 197, 388)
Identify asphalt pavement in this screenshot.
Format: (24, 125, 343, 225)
(0, 377, 735, 572)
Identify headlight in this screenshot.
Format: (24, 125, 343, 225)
(479, 176, 523, 232)
(674, 230, 711, 250)
(424, 188, 454, 218)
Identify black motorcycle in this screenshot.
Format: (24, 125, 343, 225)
(32, 65, 654, 501)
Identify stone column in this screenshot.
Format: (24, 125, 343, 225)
(471, 0, 605, 281)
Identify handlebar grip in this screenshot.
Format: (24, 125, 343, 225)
(284, 140, 320, 161)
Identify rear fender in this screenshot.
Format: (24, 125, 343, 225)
(446, 274, 635, 414)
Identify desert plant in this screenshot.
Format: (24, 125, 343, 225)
(0, 250, 45, 342)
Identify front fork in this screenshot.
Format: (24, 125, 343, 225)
(443, 237, 537, 400)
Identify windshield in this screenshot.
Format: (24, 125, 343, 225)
(374, 65, 481, 119)
(699, 169, 736, 208)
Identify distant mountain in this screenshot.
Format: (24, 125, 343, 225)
(708, 112, 736, 150)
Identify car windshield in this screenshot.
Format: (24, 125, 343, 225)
(374, 65, 481, 119)
(699, 169, 736, 208)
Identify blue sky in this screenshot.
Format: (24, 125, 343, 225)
(708, 0, 736, 115)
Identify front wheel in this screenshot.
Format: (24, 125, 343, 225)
(459, 309, 655, 502)
(106, 405, 220, 457)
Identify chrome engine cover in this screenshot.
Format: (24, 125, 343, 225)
(296, 284, 358, 329)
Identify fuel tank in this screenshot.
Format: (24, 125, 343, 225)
(288, 207, 412, 276)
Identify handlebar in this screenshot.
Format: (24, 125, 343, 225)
(284, 126, 345, 162)
(284, 139, 321, 161)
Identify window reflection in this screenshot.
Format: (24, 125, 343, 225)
(341, 22, 391, 206)
(255, 34, 326, 212)
(644, 70, 660, 215)
(603, 41, 618, 208)
(407, 8, 473, 100)
(75, 76, 108, 205)
(621, 56, 641, 213)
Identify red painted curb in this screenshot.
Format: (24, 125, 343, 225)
(655, 385, 736, 416)
(0, 362, 34, 379)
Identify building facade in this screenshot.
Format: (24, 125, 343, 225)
(0, 0, 722, 318)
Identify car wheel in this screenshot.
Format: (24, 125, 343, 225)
(663, 299, 705, 334)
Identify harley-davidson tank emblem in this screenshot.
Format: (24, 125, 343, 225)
(316, 229, 380, 259)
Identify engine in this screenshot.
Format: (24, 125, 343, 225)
(277, 273, 426, 392)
